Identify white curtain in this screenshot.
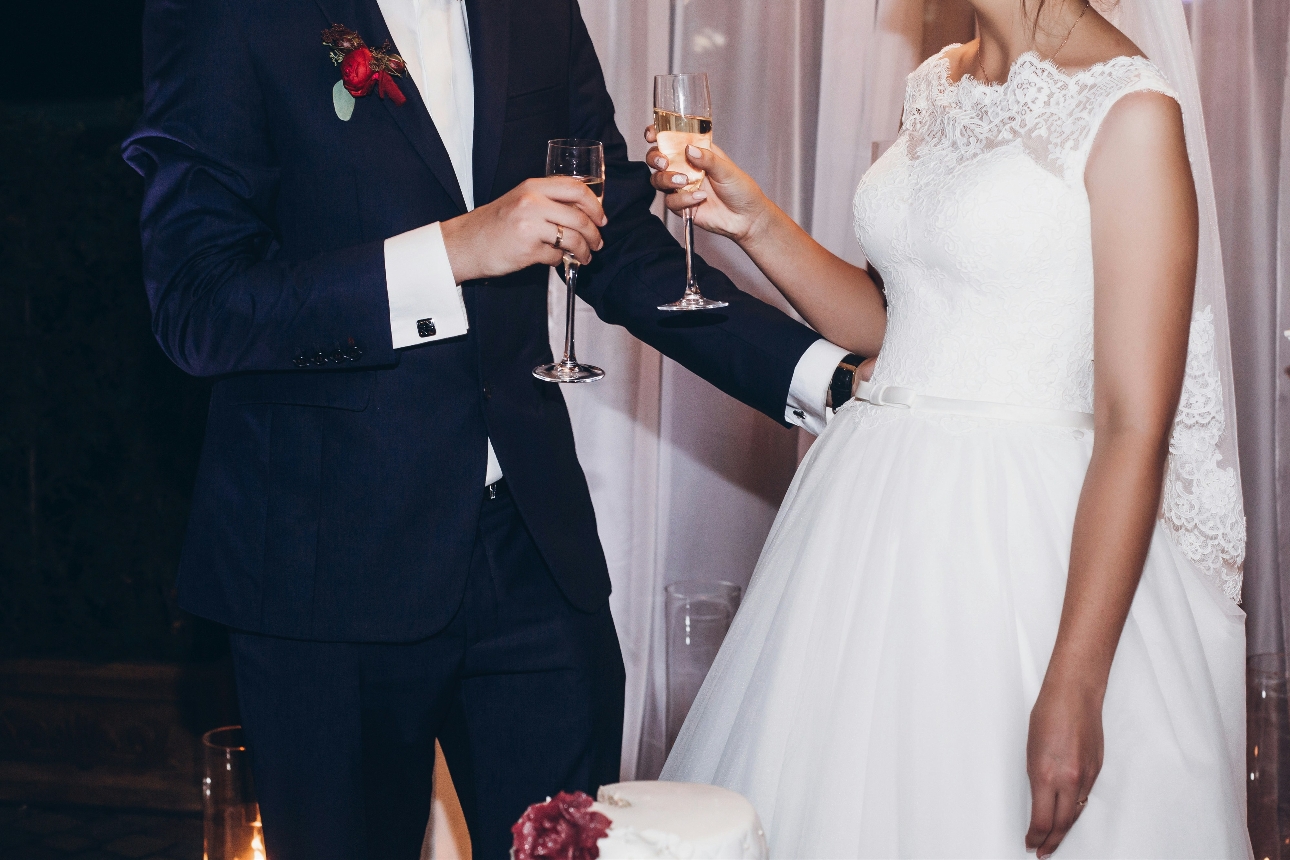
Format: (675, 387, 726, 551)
(563, 0, 826, 780)
(1188, 0, 1290, 656)
(1280, 11, 1290, 666)
(814, 0, 919, 265)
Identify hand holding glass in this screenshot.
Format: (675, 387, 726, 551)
(533, 139, 606, 383)
(654, 73, 727, 312)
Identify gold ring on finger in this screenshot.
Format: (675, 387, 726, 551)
(554, 224, 565, 250)
(1076, 798, 1088, 807)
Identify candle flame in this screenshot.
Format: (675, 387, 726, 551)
(244, 813, 266, 860)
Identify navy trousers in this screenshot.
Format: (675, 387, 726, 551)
(229, 482, 626, 860)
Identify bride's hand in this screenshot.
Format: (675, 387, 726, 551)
(644, 126, 770, 244)
(1025, 681, 1104, 859)
(854, 357, 877, 396)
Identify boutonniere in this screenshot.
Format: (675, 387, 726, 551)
(322, 24, 408, 121)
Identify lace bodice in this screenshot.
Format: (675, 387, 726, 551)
(853, 48, 1246, 600)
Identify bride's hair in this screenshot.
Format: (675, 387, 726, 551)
(1021, 0, 1051, 38)
(1021, 0, 1114, 36)
(1020, 0, 1108, 39)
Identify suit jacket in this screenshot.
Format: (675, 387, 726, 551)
(124, 0, 823, 642)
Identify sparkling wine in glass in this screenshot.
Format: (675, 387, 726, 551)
(654, 73, 727, 312)
(533, 139, 606, 383)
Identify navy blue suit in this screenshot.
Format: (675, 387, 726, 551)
(125, 0, 822, 854)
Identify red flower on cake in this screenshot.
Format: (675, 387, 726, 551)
(323, 25, 407, 105)
(511, 791, 612, 860)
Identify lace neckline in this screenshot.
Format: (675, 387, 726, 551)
(899, 43, 1176, 183)
(933, 44, 1153, 94)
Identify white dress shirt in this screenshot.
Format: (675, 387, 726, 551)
(377, 0, 844, 490)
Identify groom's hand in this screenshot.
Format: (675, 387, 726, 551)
(441, 177, 607, 283)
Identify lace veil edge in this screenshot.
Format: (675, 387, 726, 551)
(1095, 0, 1247, 602)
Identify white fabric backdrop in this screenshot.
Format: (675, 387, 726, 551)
(812, 0, 975, 265)
(1280, 8, 1290, 666)
(1188, 0, 1290, 655)
(562, 0, 827, 781)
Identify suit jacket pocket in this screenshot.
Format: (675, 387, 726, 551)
(505, 84, 566, 123)
(213, 370, 375, 411)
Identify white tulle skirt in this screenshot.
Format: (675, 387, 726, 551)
(660, 401, 1251, 859)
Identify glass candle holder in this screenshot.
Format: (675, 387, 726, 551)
(664, 580, 742, 756)
(1248, 655, 1290, 860)
(203, 726, 265, 860)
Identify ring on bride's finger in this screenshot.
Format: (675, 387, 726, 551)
(554, 224, 565, 250)
(1076, 798, 1088, 807)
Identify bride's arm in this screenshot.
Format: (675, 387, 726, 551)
(1025, 91, 1198, 860)
(645, 132, 886, 357)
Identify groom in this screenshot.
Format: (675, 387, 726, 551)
(126, 0, 856, 856)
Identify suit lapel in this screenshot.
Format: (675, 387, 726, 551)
(465, 0, 510, 206)
(314, 0, 468, 213)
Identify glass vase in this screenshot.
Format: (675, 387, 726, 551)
(664, 580, 742, 756)
(203, 726, 265, 860)
(1248, 654, 1290, 860)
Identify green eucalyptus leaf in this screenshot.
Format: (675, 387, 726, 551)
(333, 80, 355, 122)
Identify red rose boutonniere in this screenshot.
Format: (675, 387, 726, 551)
(511, 791, 612, 860)
(322, 24, 407, 120)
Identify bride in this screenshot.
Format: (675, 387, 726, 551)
(648, 0, 1250, 857)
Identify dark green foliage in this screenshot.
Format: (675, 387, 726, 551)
(0, 99, 223, 661)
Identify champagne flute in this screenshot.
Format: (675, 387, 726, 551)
(654, 73, 727, 312)
(533, 139, 607, 383)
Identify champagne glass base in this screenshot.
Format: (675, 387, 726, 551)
(657, 294, 730, 312)
(533, 361, 606, 383)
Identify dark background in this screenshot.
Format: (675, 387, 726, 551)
(2, 1, 225, 662)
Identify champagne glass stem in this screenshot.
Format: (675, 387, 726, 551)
(683, 207, 699, 296)
(562, 258, 579, 366)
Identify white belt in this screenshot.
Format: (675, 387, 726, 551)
(854, 381, 1095, 431)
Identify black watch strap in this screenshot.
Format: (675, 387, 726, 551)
(830, 353, 865, 413)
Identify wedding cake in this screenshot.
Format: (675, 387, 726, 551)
(510, 781, 768, 860)
(593, 782, 767, 859)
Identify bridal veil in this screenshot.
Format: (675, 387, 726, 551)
(1096, 0, 1247, 601)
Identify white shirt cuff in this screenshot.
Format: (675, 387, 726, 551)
(786, 338, 850, 435)
(385, 222, 470, 349)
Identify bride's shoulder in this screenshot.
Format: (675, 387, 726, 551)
(1046, 16, 1176, 106)
(935, 42, 977, 82)
(905, 42, 966, 95)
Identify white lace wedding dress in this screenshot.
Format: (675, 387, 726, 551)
(660, 48, 1251, 859)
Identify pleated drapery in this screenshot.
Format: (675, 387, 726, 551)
(556, 0, 828, 781)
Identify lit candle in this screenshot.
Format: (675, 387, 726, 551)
(240, 815, 266, 860)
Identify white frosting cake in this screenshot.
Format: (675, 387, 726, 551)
(593, 782, 768, 859)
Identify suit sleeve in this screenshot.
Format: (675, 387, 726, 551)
(123, 0, 397, 377)
(563, 1, 825, 426)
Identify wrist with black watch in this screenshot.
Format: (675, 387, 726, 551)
(827, 353, 867, 412)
